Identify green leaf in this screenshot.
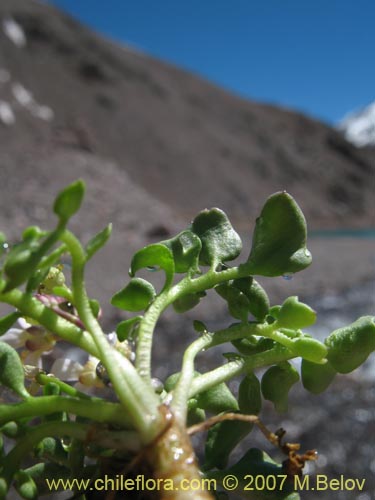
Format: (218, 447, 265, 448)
(292, 336, 327, 363)
(0, 342, 29, 398)
(247, 192, 312, 276)
(129, 243, 175, 289)
(53, 180, 85, 222)
(85, 224, 112, 261)
(116, 316, 142, 341)
(15, 470, 38, 500)
(0, 312, 21, 336)
(232, 278, 270, 321)
(111, 278, 156, 312)
(261, 361, 299, 413)
(173, 293, 202, 313)
(301, 359, 336, 394)
(3, 228, 64, 292)
(325, 316, 375, 373)
(204, 374, 261, 470)
(191, 208, 242, 267)
(232, 336, 274, 356)
(22, 226, 45, 241)
(196, 382, 239, 414)
(215, 283, 251, 322)
(277, 296, 316, 329)
(161, 230, 201, 274)
(207, 448, 299, 500)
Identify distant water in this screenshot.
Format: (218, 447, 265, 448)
(310, 228, 375, 238)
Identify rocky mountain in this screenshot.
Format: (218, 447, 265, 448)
(338, 100, 375, 148)
(0, 0, 373, 232)
(0, 0, 374, 326)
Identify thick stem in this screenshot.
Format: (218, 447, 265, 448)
(0, 289, 99, 357)
(61, 230, 163, 442)
(0, 396, 128, 427)
(146, 413, 213, 500)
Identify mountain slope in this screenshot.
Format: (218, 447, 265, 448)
(0, 0, 373, 232)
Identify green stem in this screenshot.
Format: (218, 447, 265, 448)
(171, 333, 213, 423)
(0, 396, 128, 427)
(135, 265, 253, 383)
(61, 230, 162, 442)
(0, 289, 99, 355)
(189, 344, 294, 398)
(35, 372, 100, 400)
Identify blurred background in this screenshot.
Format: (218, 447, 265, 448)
(0, 1, 374, 498)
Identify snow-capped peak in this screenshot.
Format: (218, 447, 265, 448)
(338, 101, 375, 147)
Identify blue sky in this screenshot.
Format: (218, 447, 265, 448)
(46, 0, 374, 124)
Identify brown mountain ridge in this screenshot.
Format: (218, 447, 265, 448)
(0, 0, 373, 320)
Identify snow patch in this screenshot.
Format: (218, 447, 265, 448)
(0, 101, 15, 125)
(11, 82, 54, 121)
(338, 101, 375, 147)
(2, 17, 27, 48)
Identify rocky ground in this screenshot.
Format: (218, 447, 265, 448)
(0, 1, 374, 499)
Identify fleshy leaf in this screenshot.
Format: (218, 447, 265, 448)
(53, 180, 85, 222)
(277, 296, 316, 329)
(116, 316, 142, 341)
(232, 277, 270, 321)
(292, 336, 327, 363)
(129, 243, 175, 289)
(15, 471, 38, 500)
(215, 283, 250, 322)
(0, 312, 21, 336)
(207, 448, 299, 500)
(85, 224, 112, 261)
(173, 293, 202, 313)
(111, 278, 156, 312)
(161, 230, 201, 273)
(196, 382, 239, 413)
(0, 342, 30, 399)
(325, 316, 375, 373)
(301, 359, 336, 394)
(204, 374, 261, 470)
(261, 361, 299, 413)
(247, 192, 311, 276)
(191, 208, 242, 267)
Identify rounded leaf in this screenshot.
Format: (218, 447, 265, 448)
(325, 316, 375, 373)
(301, 359, 336, 394)
(248, 192, 311, 276)
(53, 180, 85, 222)
(261, 362, 299, 413)
(196, 382, 239, 413)
(204, 373, 261, 470)
(238, 373, 262, 415)
(192, 208, 242, 267)
(233, 278, 270, 321)
(130, 243, 175, 289)
(292, 336, 327, 363)
(173, 293, 201, 313)
(277, 296, 316, 329)
(15, 471, 38, 500)
(111, 278, 156, 312)
(161, 230, 201, 273)
(116, 316, 142, 341)
(0, 342, 29, 399)
(215, 283, 250, 322)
